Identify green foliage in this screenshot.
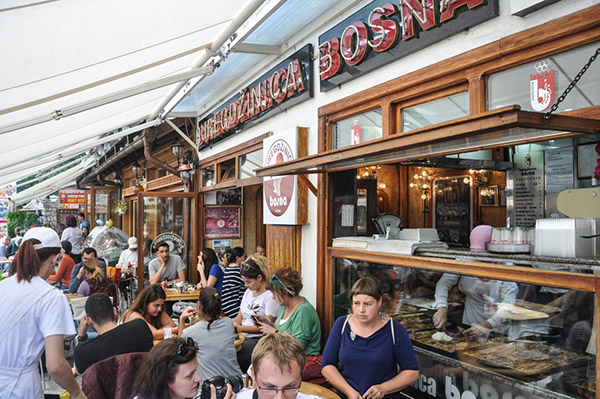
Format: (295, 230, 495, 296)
(7, 211, 39, 237)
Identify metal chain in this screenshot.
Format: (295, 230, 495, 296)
(543, 47, 600, 122)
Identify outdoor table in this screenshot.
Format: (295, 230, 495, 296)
(164, 288, 200, 302)
(300, 382, 340, 399)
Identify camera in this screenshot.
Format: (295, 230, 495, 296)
(200, 375, 249, 399)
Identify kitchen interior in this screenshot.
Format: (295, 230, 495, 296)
(330, 133, 600, 398)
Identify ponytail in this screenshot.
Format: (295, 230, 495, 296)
(83, 258, 104, 282)
(16, 239, 61, 283)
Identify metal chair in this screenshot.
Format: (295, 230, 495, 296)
(372, 214, 402, 235)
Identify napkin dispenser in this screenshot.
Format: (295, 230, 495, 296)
(533, 218, 600, 258)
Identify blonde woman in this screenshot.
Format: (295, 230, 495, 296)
(76, 258, 118, 306)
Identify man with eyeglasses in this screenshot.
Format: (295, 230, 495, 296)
(238, 332, 310, 399)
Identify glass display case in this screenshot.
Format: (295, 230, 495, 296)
(83, 226, 129, 266)
(331, 252, 598, 399)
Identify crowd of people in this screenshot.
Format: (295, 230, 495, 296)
(0, 221, 421, 399)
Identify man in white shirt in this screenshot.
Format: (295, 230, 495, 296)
(237, 332, 312, 399)
(117, 237, 138, 269)
(148, 241, 186, 284)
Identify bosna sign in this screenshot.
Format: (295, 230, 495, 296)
(319, 0, 499, 91)
(196, 44, 313, 149)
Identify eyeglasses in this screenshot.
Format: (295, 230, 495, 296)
(256, 380, 301, 398)
(241, 259, 261, 275)
(269, 274, 296, 296)
(168, 337, 194, 362)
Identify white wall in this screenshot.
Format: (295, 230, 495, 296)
(200, 0, 598, 306)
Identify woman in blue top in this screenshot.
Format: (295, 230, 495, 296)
(196, 247, 224, 293)
(322, 277, 419, 399)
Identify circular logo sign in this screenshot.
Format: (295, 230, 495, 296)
(152, 232, 186, 258)
(264, 139, 294, 216)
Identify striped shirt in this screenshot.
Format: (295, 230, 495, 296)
(221, 266, 245, 318)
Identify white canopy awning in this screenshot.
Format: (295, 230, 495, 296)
(0, 0, 356, 203)
(0, 0, 263, 180)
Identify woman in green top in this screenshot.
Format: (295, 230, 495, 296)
(256, 267, 326, 385)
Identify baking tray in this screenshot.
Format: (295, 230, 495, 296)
(390, 313, 439, 333)
(461, 341, 590, 381)
(410, 327, 487, 358)
(485, 242, 531, 254)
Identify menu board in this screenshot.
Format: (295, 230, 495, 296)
(511, 153, 544, 228)
(545, 147, 573, 193)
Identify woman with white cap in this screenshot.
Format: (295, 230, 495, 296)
(0, 227, 87, 399)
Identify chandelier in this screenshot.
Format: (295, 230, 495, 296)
(410, 168, 433, 200)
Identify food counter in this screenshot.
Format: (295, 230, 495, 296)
(328, 248, 598, 399)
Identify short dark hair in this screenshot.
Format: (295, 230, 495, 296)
(82, 247, 98, 257)
(155, 241, 169, 252)
(85, 293, 114, 325)
(350, 276, 382, 301)
(78, 212, 85, 218)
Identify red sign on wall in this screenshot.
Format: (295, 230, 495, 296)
(58, 188, 86, 204)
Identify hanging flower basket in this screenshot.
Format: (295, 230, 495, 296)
(113, 200, 128, 215)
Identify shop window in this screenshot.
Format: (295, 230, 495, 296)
(332, 108, 382, 149)
(401, 92, 469, 132)
(218, 158, 236, 182)
(488, 41, 600, 112)
(239, 149, 263, 179)
(332, 256, 595, 399)
(201, 166, 215, 187)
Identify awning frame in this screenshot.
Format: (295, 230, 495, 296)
(255, 106, 600, 177)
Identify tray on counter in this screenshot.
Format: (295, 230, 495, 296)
(485, 242, 531, 254)
(410, 327, 488, 357)
(461, 340, 590, 381)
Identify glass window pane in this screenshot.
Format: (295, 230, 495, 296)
(332, 109, 382, 149)
(488, 41, 600, 112)
(239, 149, 263, 179)
(401, 92, 469, 132)
(142, 196, 192, 280)
(333, 257, 594, 399)
(219, 159, 236, 182)
(94, 190, 116, 226)
(201, 166, 215, 187)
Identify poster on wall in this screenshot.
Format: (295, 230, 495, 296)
(263, 128, 299, 225)
(204, 207, 241, 239)
(510, 152, 545, 228)
(212, 239, 232, 259)
(58, 188, 86, 209)
(545, 147, 573, 193)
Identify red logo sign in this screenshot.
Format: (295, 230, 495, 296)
(264, 139, 294, 217)
(351, 120, 361, 145)
(530, 60, 555, 111)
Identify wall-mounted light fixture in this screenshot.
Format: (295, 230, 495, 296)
(410, 168, 433, 200)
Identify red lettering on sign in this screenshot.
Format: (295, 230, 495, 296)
(250, 84, 261, 117)
(231, 101, 239, 128)
(440, 0, 483, 22)
(368, 3, 399, 52)
(261, 80, 272, 111)
(401, 0, 436, 41)
(319, 38, 341, 80)
(239, 89, 250, 123)
(274, 68, 287, 103)
(340, 22, 369, 66)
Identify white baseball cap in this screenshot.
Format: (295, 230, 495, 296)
(128, 237, 138, 249)
(22, 227, 61, 250)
